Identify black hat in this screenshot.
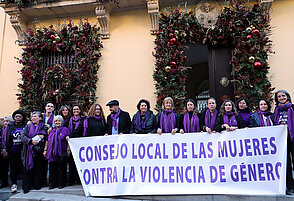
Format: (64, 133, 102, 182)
(12, 110, 27, 121)
(106, 100, 119, 106)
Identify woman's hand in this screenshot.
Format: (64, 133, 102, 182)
(43, 150, 47, 157)
(67, 150, 71, 157)
(32, 140, 39, 145)
(2, 149, 8, 157)
(157, 128, 162, 135)
(66, 136, 69, 141)
(171, 128, 177, 135)
(205, 127, 212, 133)
(180, 129, 184, 134)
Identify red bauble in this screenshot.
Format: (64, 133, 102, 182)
(253, 29, 259, 35)
(170, 33, 175, 37)
(170, 38, 177, 42)
(171, 61, 176, 67)
(247, 35, 252, 40)
(50, 35, 56, 40)
(254, 61, 262, 68)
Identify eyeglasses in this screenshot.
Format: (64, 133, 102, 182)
(95, 108, 101, 111)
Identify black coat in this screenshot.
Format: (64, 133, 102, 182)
(73, 117, 106, 137)
(214, 114, 245, 132)
(249, 112, 275, 128)
(107, 110, 131, 135)
(131, 111, 157, 134)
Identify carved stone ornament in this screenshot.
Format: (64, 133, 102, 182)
(260, 0, 274, 13)
(147, 0, 159, 35)
(194, 0, 219, 29)
(95, 4, 110, 39)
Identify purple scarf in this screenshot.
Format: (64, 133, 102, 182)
(238, 110, 252, 127)
(258, 109, 272, 127)
(68, 116, 81, 133)
(223, 112, 238, 127)
(135, 111, 150, 132)
(43, 113, 54, 126)
(274, 102, 294, 141)
(47, 127, 63, 162)
(205, 109, 217, 130)
(160, 109, 176, 133)
(110, 108, 121, 131)
(26, 122, 42, 170)
(83, 116, 105, 136)
(183, 112, 200, 133)
(1, 124, 10, 149)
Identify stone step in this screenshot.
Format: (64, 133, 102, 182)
(4, 185, 294, 201)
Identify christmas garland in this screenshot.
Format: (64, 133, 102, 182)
(153, 1, 274, 111)
(16, 20, 103, 113)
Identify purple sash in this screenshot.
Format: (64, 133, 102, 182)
(135, 111, 150, 132)
(274, 102, 294, 141)
(258, 109, 272, 127)
(223, 112, 238, 127)
(205, 109, 217, 130)
(68, 116, 81, 133)
(26, 123, 42, 170)
(43, 113, 54, 126)
(160, 109, 176, 133)
(110, 108, 121, 131)
(47, 126, 68, 162)
(183, 112, 200, 133)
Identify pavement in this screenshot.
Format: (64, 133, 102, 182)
(1, 182, 294, 201)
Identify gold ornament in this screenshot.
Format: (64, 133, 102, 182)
(165, 66, 171, 72)
(249, 56, 255, 63)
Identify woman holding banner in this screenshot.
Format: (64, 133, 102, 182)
(73, 103, 107, 137)
(199, 97, 218, 133)
(21, 111, 48, 194)
(249, 98, 274, 127)
(45, 115, 70, 189)
(131, 99, 157, 134)
(157, 97, 179, 135)
(214, 100, 244, 132)
(274, 90, 294, 195)
(179, 99, 200, 134)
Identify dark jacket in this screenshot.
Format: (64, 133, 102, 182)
(157, 112, 179, 133)
(2, 121, 27, 152)
(199, 108, 218, 132)
(131, 111, 157, 134)
(73, 117, 106, 137)
(214, 114, 245, 132)
(107, 110, 131, 135)
(20, 122, 48, 167)
(249, 112, 275, 128)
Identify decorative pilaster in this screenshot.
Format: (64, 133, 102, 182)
(0, 6, 26, 44)
(260, 0, 274, 13)
(95, 3, 110, 39)
(147, 0, 159, 35)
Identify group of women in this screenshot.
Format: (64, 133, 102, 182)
(0, 89, 294, 195)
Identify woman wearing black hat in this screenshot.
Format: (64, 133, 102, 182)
(131, 99, 157, 134)
(2, 110, 27, 193)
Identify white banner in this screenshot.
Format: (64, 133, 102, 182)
(68, 125, 287, 197)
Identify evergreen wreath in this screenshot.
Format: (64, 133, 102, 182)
(16, 20, 103, 113)
(153, 0, 274, 112)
